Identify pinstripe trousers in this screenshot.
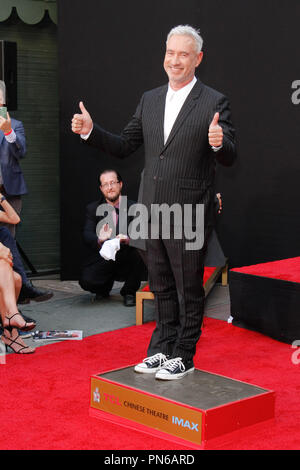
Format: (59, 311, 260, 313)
(146, 232, 205, 363)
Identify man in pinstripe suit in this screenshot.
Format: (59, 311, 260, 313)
(72, 25, 236, 379)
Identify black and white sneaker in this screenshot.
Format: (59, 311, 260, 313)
(134, 353, 168, 374)
(155, 357, 194, 380)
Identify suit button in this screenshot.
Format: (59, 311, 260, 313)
(153, 175, 157, 180)
(160, 154, 164, 159)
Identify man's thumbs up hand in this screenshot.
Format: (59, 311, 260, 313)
(71, 101, 93, 135)
(208, 112, 223, 148)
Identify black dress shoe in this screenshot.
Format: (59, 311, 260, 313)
(92, 292, 110, 303)
(18, 281, 53, 304)
(123, 294, 136, 307)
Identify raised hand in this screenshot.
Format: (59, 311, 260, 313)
(208, 112, 223, 148)
(71, 101, 93, 135)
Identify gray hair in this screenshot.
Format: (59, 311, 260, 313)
(166, 25, 203, 53)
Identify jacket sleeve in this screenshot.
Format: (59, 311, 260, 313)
(85, 95, 145, 159)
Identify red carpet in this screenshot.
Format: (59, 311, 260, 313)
(0, 318, 299, 450)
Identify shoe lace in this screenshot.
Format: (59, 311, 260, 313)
(144, 353, 167, 366)
(163, 357, 185, 372)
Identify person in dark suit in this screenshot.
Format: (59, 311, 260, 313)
(0, 82, 27, 237)
(79, 169, 146, 306)
(72, 25, 236, 379)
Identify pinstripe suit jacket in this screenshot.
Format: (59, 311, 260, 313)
(87, 79, 236, 230)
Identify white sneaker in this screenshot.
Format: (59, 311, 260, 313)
(134, 353, 168, 374)
(155, 357, 195, 380)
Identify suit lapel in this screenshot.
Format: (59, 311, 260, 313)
(162, 79, 204, 151)
(155, 85, 168, 147)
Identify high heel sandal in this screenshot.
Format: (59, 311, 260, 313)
(4, 312, 36, 332)
(1, 332, 35, 354)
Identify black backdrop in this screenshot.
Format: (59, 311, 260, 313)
(58, 0, 300, 279)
